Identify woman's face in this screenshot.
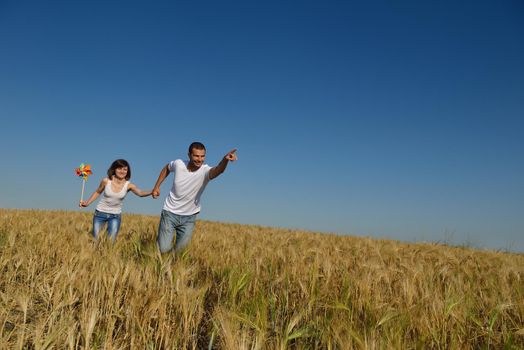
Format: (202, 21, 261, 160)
(114, 166, 128, 179)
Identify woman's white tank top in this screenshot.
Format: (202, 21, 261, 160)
(95, 180, 129, 214)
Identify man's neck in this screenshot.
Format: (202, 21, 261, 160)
(187, 162, 200, 172)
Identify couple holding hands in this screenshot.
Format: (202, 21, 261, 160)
(80, 142, 237, 253)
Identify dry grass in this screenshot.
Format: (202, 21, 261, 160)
(0, 208, 523, 349)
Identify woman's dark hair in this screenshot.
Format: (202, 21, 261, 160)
(107, 159, 131, 180)
(188, 142, 206, 154)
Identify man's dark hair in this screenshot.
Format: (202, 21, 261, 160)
(188, 142, 206, 154)
(107, 159, 131, 180)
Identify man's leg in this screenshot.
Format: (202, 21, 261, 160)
(174, 213, 197, 253)
(157, 210, 177, 253)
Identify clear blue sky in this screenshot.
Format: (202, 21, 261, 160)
(1, 0, 523, 252)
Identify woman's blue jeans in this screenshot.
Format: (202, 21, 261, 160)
(93, 210, 121, 242)
(157, 209, 197, 253)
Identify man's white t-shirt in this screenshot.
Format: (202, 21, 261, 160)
(162, 159, 212, 215)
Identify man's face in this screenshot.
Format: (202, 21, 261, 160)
(189, 148, 206, 168)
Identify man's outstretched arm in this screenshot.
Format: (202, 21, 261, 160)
(209, 149, 238, 180)
(152, 164, 170, 198)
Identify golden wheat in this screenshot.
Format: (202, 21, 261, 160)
(0, 208, 523, 349)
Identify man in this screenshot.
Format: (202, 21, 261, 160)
(152, 142, 238, 253)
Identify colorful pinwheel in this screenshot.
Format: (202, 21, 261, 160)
(75, 163, 92, 180)
(75, 163, 93, 202)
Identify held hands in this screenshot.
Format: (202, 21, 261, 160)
(79, 200, 89, 208)
(225, 149, 238, 162)
(152, 188, 160, 199)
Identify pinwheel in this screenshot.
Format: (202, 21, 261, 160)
(75, 163, 93, 202)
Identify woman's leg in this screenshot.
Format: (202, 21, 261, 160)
(107, 214, 122, 242)
(92, 210, 108, 239)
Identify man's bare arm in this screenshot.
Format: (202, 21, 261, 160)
(209, 149, 238, 180)
(152, 164, 170, 198)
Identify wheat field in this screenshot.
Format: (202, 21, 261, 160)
(0, 208, 523, 349)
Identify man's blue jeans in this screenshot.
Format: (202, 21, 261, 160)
(157, 209, 197, 253)
(93, 210, 121, 242)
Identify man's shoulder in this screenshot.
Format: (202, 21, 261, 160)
(169, 159, 186, 168)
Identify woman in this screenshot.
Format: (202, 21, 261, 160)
(80, 159, 151, 241)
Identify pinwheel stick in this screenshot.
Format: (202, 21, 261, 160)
(80, 178, 86, 203)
